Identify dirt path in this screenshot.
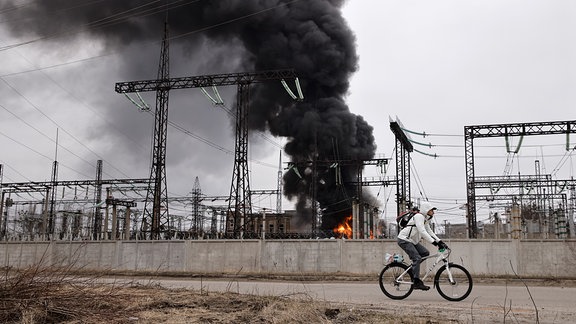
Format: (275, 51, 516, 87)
(99, 276, 576, 323)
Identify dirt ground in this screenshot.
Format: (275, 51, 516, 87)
(99, 284, 449, 324)
(1, 279, 454, 324)
(3, 266, 566, 323)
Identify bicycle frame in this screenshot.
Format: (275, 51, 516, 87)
(395, 248, 452, 284)
(380, 247, 472, 301)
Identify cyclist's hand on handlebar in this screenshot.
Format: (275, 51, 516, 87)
(438, 241, 449, 250)
(434, 240, 448, 250)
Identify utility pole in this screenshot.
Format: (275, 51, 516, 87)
(192, 176, 202, 238)
(569, 181, 576, 238)
(48, 129, 59, 239)
(277, 151, 282, 214)
(93, 160, 103, 240)
(0, 164, 3, 239)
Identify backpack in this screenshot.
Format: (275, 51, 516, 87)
(396, 211, 416, 229)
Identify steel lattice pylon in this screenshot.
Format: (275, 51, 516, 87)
(144, 23, 171, 239)
(112, 23, 171, 239)
(116, 52, 297, 239)
(228, 83, 251, 238)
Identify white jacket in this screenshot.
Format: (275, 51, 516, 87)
(398, 212, 441, 245)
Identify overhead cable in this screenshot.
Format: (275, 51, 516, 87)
(410, 157, 428, 202)
(413, 148, 438, 158)
(281, 78, 304, 101)
(400, 126, 461, 138)
(212, 85, 224, 104)
(124, 92, 149, 111)
(0, 77, 127, 178)
(200, 86, 224, 105)
(280, 79, 297, 100)
(295, 78, 304, 100)
(505, 135, 524, 154)
(0, 0, 191, 52)
(0, 0, 303, 77)
(408, 138, 433, 148)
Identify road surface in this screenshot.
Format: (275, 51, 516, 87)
(109, 276, 575, 323)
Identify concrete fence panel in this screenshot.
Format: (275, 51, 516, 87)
(184, 240, 261, 273)
(1, 242, 52, 268)
(518, 240, 576, 277)
(261, 240, 341, 273)
(0, 239, 575, 279)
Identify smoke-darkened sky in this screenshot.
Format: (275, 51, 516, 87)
(0, 0, 575, 230)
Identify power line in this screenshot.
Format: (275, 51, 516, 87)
(551, 148, 575, 177)
(0, 0, 108, 21)
(7, 48, 148, 176)
(0, 77, 126, 178)
(0, 129, 93, 179)
(409, 158, 428, 202)
(0, 0, 193, 51)
(139, 101, 278, 169)
(0, 1, 290, 177)
(0, 0, 301, 53)
(0, 0, 305, 78)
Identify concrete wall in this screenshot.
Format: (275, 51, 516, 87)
(1, 239, 575, 278)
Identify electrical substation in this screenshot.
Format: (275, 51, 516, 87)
(1, 24, 575, 242)
(2, 3, 576, 323)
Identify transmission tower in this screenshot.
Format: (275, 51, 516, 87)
(114, 23, 172, 239)
(116, 68, 298, 239)
(144, 22, 170, 239)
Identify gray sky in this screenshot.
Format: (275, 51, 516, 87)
(343, 0, 576, 225)
(0, 0, 575, 227)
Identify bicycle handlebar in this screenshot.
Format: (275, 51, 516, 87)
(439, 247, 451, 258)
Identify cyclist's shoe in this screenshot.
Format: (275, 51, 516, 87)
(413, 278, 430, 291)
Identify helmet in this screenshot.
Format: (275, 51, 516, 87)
(419, 201, 437, 214)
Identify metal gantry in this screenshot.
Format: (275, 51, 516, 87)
(115, 19, 297, 239)
(464, 120, 576, 238)
(390, 119, 414, 216)
(0, 177, 149, 240)
(115, 70, 299, 93)
(117, 55, 297, 238)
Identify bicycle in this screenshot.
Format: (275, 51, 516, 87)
(378, 248, 473, 301)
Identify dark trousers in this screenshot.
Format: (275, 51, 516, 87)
(397, 239, 429, 279)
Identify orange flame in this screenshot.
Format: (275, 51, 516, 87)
(333, 215, 353, 239)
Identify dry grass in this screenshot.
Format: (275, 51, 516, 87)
(0, 262, 453, 323)
(0, 264, 128, 323)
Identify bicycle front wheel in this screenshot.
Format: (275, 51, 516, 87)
(434, 263, 473, 301)
(378, 262, 414, 300)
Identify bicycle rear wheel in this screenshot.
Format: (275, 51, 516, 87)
(378, 262, 414, 300)
(434, 263, 473, 301)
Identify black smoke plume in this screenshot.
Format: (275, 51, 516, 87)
(3, 0, 376, 232)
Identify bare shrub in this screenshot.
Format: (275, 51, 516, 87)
(0, 263, 131, 323)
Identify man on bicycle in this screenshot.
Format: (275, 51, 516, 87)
(397, 201, 448, 290)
